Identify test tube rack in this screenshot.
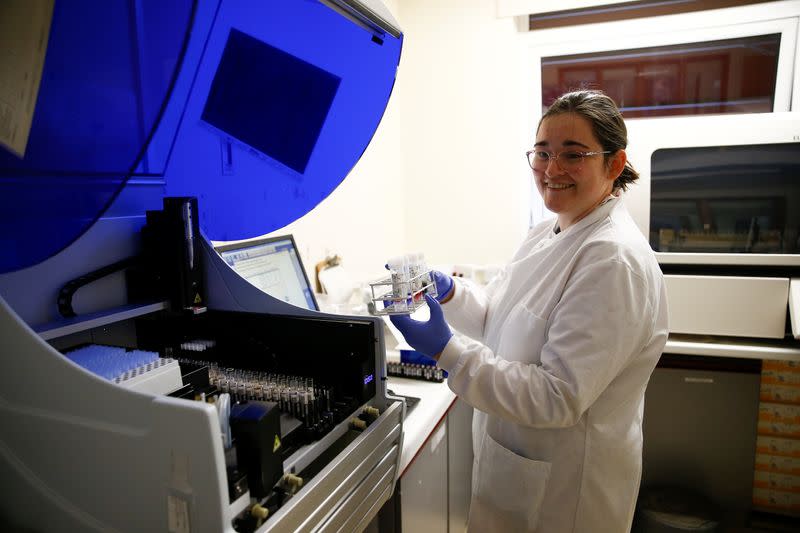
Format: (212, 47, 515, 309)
(367, 270, 438, 316)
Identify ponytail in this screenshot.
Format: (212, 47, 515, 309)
(614, 161, 639, 192)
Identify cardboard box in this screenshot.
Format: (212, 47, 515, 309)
(756, 436, 800, 458)
(753, 470, 800, 492)
(763, 360, 800, 373)
(755, 453, 800, 475)
(753, 487, 800, 512)
(760, 383, 800, 404)
(759, 403, 800, 424)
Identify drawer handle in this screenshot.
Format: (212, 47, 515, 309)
(684, 377, 714, 384)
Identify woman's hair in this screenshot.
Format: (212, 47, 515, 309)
(539, 90, 639, 191)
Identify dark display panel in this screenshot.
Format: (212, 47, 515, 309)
(202, 29, 341, 175)
(650, 143, 800, 254)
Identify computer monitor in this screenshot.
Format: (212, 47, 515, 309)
(215, 235, 319, 311)
(201, 28, 341, 175)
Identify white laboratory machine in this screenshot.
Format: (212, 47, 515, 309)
(0, 0, 407, 531)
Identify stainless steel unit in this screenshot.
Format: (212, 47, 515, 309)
(268, 402, 402, 532)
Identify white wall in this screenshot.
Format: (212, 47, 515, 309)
(396, 0, 531, 269)
(267, 0, 533, 287)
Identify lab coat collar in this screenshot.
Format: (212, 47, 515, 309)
(549, 194, 620, 238)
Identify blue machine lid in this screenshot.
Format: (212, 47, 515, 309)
(0, 0, 402, 272)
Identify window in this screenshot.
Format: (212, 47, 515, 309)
(541, 34, 780, 117)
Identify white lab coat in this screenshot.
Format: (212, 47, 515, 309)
(437, 196, 669, 533)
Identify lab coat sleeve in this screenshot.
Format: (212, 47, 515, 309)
(441, 272, 504, 343)
(437, 243, 655, 429)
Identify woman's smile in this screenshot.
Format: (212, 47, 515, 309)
(544, 181, 574, 190)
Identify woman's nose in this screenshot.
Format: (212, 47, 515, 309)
(545, 156, 565, 176)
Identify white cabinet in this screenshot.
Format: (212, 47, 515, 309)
(447, 399, 473, 533)
(400, 418, 449, 532)
(399, 398, 473, 533)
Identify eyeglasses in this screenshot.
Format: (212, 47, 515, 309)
(525, 149, 610, 172)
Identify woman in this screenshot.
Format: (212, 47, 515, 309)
(391, 90, 669, 532)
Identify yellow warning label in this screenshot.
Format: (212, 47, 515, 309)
(194, 293, 202, 304)
(273, 435, 281, 453)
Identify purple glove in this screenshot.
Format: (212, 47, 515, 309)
(431, 270, 454, 302)
(390, 294, 453, 359)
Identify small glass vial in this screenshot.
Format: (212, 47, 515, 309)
(418, 252, 437, 298)
(386, 256, 409, 312)
(407, 252, 423, 303)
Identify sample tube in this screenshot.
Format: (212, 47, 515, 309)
(402, 255, 413, 307)
(408, 253, 422, 304)
(419, 252, 437, 298)
(387, 256, 408, 312)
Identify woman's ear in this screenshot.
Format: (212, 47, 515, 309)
(607, 149, 627, 181)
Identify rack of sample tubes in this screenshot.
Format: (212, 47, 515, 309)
(368, 253, 438, 316)
(174, 336, 364, 449)
(187, 361, 334, 430)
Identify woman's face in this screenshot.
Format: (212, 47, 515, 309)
(533, 113, 625, 231)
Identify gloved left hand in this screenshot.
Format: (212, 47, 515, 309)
(430, 270, 454, 302)
(389, 294, 453, 359)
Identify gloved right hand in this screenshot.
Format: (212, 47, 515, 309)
(430, 270, 454, 302)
